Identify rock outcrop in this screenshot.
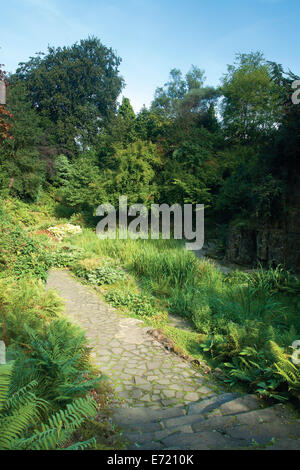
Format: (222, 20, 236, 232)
(225, 227, 300, 271)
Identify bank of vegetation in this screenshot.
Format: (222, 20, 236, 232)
(0, 37, 299, 448)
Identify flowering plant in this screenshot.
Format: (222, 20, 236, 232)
(47, 223, 82, 240)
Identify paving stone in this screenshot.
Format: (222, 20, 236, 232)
(266, 438, 300, 450)
(219, 395, 263, 416)
(192, 414, 238, 432)
(134, 377, 148, 386)
(123, 431, 156, 444)
(119, 420, 163, 433)
(161, 431, 240, 450)
(226, 424, 283, 445)
(161, 399, 181, 407)
(163, 414, 206, 429)
(142, 394, 155, 403)
(184, 392, 201, 402)
(162, 390, 176, 399)
(235, 407, 292, 426)
(128, 441, 164, 450)
(131, 389, 143, 399)
(187, 393, 238, 415)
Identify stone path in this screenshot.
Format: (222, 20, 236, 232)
(46, 269, 300, 450)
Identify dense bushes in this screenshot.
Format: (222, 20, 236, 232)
(0, 204, 53, 280)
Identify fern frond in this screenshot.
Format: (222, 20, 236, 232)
(0, 363, 14, 413)
(64, 438, 96, 450)
(0, 403, 39, 449)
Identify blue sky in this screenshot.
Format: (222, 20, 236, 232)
(1, 0, 299, 111)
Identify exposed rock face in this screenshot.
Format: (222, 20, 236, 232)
(225, 226, 300, 271)
(225, 228, 256, 266)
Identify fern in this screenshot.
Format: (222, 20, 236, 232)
(0, 363, 12, 413)
(11, 319, 100, 407)
(270, 341, 300, 398)
(0, 363, 98, 450)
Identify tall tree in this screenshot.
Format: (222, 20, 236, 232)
(220, 52, 281, 144)
(151, 66, 206, 118)
(13, 37, 124, 154)
(0, 82, 45, 200)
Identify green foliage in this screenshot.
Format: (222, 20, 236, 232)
(105, 289, 160, 317)
(271, 341, 300, 400)
(0, 202, 123, 450)
(14, 37, 124, 152)
(0, 82, 45, 201)
(50, 244, 85, 268)
(0, 277, 62, 346)
(248, 265, 292, 293)
(53, 154, 72, 187)
(10, 320, 101, 407)
(0, 203, 53, 280)
(130, 244, 200, 288)
(0, 363, 98, 450)
(151, 66, 206, 118)
(106, 140, 162, 206)
(73, 258, 126, 286)
(114, 97, 137, 145)
(59, 149, 104, 208)
(2, 197, 51, 227)
(221, 52, 281, 144)
(0, 273, 121, 449)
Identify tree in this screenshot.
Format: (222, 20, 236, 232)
(220, 52, 281, 144)
(13, 37, 124, 154)
(151, 66, 206, 118)
(0, 82, 45, 200)
(114, 97, 137, 145)
(135, 106, 164, 141)
(60, 149, 104, 209)
(107, 140, 162, 206)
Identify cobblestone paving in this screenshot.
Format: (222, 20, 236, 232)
(46, 269, 300, 450)
(46, 269, 216, 408)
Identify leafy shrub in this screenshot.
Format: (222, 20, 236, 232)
(48, 224, 82, 241)
(10, 320, 101, 407)
(0, 205, 53, 280)
(0, 277, 62, 346)
(105, 290, 160, 317)
(73, 258, 126, 286)
(50, 244, 85, 268)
